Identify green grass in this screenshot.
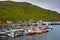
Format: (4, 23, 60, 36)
(0, 1, 60, 21)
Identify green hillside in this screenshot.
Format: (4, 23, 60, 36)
(0, 1, 60, 21)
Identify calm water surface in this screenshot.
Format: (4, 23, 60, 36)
(0, 25, 60, 40)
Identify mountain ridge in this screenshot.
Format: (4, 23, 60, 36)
(0, 1, 60, 21)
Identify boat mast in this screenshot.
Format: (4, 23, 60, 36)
(39, 20, 43, 27)
(37, 20, 42, 28)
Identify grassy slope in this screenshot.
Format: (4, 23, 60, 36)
(0, 1, 60, 21)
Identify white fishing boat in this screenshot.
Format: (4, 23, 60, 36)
(0, 30, 8, 38)
(6, 27, 24, 37)
(0, 31, 6, 34)
(7, 32, 15, 37)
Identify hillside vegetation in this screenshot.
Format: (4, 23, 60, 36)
(0, 1, 60, 21)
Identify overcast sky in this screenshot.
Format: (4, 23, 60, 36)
(0, 0, 60, 13)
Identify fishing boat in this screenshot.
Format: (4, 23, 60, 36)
(33, 27, 42, 34)
(23, 29, 29, 36)
(7, 32, 15, 37)
(28, 29, 35, 35)
(23, 28, 35, 36)
(42, 23, 53, 33)
(0, 29, 8, 37)
(6, 28, 23, 37)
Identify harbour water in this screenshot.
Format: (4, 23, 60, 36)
(0, 25, 60, 40)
